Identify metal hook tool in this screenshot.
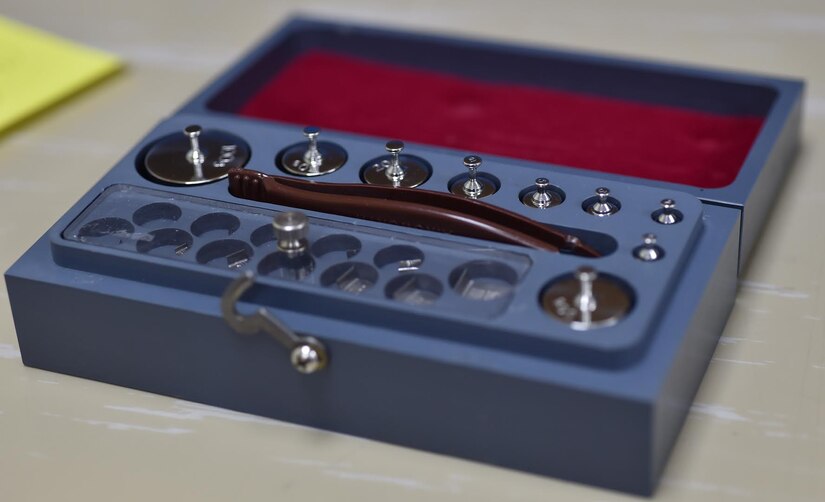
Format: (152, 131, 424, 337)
(221, 271, 328, 374)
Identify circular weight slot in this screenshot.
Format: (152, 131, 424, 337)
(539, 270, 634, 330)
(447, 172, 500, 199)
(250, 223, 276, 247)
(258, 251, 315, 281)
(195, 239, 253, 269)
(519, 183, 565, 209)
(320, 262, 378, 294)
(132, 202, 182, 227)
(385, 273, 443, 306)
(135, 228, 193, 256)
(360, 154, 432, 188)
(311, 234, 362, 259)
(141, 128, 251, 186)
(190, 212, 241, 237)
(449, 260, 519, 301)
(373, 245, 425, 272)
(77, 217, 135, 245)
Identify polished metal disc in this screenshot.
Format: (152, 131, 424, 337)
(540, 272, 633, 330)
(360, 154, 432, 188)
(144, 129, 250, 185)
(277, 140, 347, 176)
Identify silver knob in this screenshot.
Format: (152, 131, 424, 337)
(302, 126, 323, 171)
(462, 155, 483, 198)
(184, 124, 205, 165)
(290, 341, 326, 374)
(183, 125, 205, 180)
(656, 199, 680, 225)
(574, 266, 598, 327)
(273, 211, 309, 254)
(587, 187, 618, 216)
(634, 233, 663, 261)
(531, 178, 553, 208)
(384, 140, 405, 182)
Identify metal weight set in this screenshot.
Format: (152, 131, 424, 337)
(128, 122, 697, 340)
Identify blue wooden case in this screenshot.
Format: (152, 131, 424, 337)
(5, 17, 802, 496)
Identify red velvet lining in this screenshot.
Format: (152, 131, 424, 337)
(238, 51, 764, 188)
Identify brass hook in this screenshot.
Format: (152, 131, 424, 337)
(221, 271, 328, 374)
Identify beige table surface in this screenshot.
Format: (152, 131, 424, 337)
(1, 1, 823, 500)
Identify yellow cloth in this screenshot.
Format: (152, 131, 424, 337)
(0, 16, 122, 134)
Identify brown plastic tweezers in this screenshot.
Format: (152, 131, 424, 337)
(227, 168, 599, 257)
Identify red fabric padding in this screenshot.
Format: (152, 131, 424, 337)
(238, 51, 764, 188)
